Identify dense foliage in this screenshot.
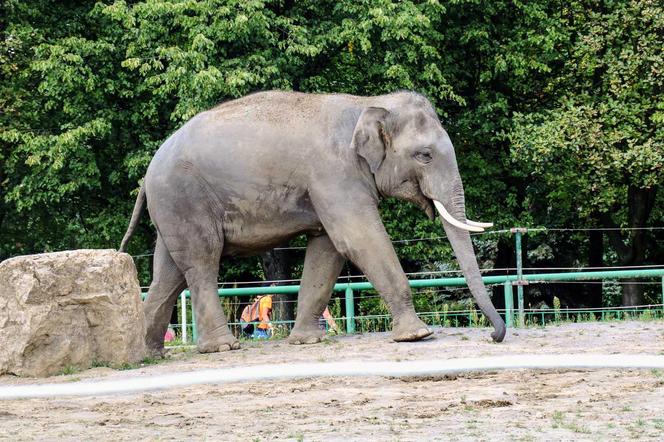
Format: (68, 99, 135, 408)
(2, 0, 662, 307)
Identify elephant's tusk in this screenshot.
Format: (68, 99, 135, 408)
(466, 220, 494, 229)
(433, 200, 485, 232)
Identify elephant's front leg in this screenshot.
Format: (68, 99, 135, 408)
(289, 234, 345, 345)
(313, 195, 432, 342)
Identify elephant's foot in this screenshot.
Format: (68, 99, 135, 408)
(197, 332, 241, 353)
(145, 345, 166, 359)
(392, 316, 433, 342)
(288, 326, 325, 345)
(145, 333, 167, 359)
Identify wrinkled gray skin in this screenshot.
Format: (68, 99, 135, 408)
(120, 91, 506, 355)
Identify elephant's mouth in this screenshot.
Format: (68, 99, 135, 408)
(407, 185, 435, 220)
(422, 198, 436, 221)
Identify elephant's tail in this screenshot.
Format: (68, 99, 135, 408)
(119, 184, 146, 253)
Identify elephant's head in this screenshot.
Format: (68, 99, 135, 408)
(351, 94, 506, 342)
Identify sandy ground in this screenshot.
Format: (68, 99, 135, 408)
(1, 321, 664, 441)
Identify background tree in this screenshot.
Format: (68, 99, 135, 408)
(510, 0, 663, 305)
(2, 0, 662, 310)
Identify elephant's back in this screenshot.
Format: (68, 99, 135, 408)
(143, 94, 316, 202)
(147, 92, 346, 173)
(142, 89, 404, 190)
(207, 90, 330, 127)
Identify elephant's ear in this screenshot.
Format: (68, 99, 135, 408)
(351, 107, 392, 174)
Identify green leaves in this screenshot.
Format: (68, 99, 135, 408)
(510, 0, 663, 223)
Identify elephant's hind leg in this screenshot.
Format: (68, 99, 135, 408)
(185, 262, 240, 353)
(144, 235, 187, 357)
(160, 231, 239, 354)
(289, 234, 345, 345)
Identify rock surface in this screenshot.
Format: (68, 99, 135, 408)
(0, 249, 146, 377)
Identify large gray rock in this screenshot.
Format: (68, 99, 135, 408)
(0, 249, 146, 377)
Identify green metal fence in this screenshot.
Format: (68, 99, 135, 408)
(150, 268, 664, 344)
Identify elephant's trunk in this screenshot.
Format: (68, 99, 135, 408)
(436, 183, 506, 342)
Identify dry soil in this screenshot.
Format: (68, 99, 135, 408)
(1, 321, 663, 441)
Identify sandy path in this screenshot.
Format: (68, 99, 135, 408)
(1, 321, 663, 441)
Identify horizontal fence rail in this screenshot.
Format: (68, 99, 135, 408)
(148, 268, 664, 297)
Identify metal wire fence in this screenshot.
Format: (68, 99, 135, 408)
(141, 225, 664, 345)
(160, 272, 664, 346)
(165, 304, 664, 347)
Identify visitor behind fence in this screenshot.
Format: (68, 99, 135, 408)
(320, 306, 340, 334)
(164, 327, 176, 343)
(240, 295, 273, 338)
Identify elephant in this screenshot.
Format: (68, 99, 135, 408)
(119, 90, 506, 355)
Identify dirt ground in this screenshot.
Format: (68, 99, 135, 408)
(1, 321, 663, 441)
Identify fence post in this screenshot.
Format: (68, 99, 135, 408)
(661, 277, 664, 315)
(180, 291, 187, 344)
(191, 302, 198, 344)
(345, 285, 355, 334)
(511, 228, 528, 327)
(503, 281, 514, 327)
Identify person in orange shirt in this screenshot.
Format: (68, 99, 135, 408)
(240, 294, 273, 338)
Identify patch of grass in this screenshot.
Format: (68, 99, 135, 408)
(116, 357, 162, 371)
(116, 362, 136, 371)
(91, 360, 113, 368)
(552, 411, 564, 427)
(270, 326, 291, 340)
(141, 356, 161, 365)
(59, 365, 81, 376)
(287, 432, 304, 442)
(167, 345, 195, 355)
(651, 369, 663, 378)
(565, 421, 592, 434)
(164, 338, 184, 347)
(551, 411, 591, 434)
(553, 296, 561, 323)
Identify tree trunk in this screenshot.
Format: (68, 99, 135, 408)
(261, 249, 295, 323)
(603, 186, 657, 306)
(588, 230, 603, 307)
(622, 282, 643, 306)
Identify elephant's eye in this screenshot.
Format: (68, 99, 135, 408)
(414, 150, 433, 164)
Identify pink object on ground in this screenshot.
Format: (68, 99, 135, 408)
(164, 328, 176, 342)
